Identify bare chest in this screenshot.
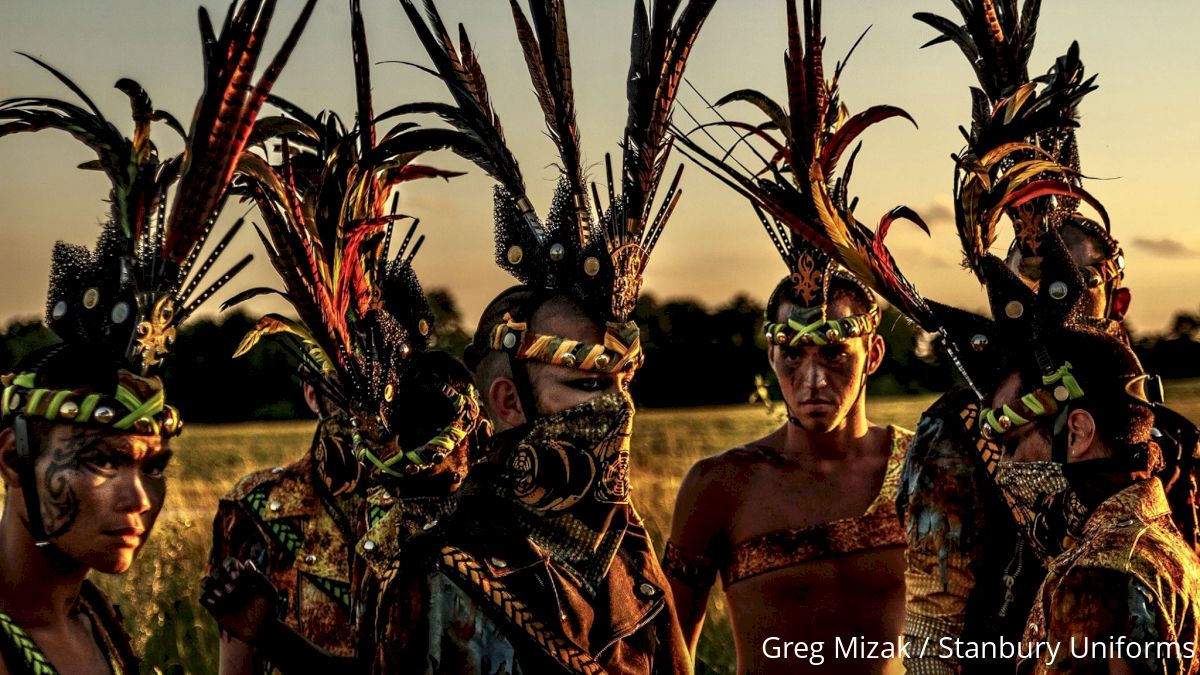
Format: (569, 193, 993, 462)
(727, 461, 887, 543)
(19, 620, 113, 675)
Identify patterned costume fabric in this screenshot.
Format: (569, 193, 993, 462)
(1019, 479, 1200, 674)
(207, 417, 366, 671)
(0, 581, 138, 675)
(900, 388, 1049, 675)
(723, 426, 911, 586)
(368, 491, 688, 674)
(364, 394, 690, 674)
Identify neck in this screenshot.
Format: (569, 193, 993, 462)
(0, 502, 88, 627)
(781, 402, 874, 461)
(1064, 458, 1146, 510)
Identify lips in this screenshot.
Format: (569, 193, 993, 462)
(797, 399, 834, 408)
(102, 526, 145, 547)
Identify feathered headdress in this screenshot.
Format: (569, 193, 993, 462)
(0, 0, 315, 438)
(673, 0, 1112, 397)
(398, 0, 715, 374)
(228, 0, 486, 483)
(672, 0, 934, 349)
(915, 1, 1113, 272)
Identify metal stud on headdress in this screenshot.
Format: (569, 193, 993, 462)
(228, 0, 487, 483)
(399, 0, 716, 373)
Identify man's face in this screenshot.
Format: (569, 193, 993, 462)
(1007, 224, 1113, 319)
(28, 425, 170, 573)
(991, 372, 1052, 462)
(767, 297, 881, 433)
(527, 307, 633, 417)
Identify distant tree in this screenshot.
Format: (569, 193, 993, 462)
(162, 311, 308, 422)
(426, 287, 470, 359)
(0, 318, 57, 373)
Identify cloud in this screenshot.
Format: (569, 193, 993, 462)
(919, 199, 954, 228)
(1131, 238, 1200, 258)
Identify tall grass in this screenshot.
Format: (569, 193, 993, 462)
(37, 385, 1197, 673)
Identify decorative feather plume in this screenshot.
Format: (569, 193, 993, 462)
(0, 0, 316, 373)
(398, 0, 714, 324)
(229, 0, 463, 442)
(916, 1, 1102, 272)
(674, 0, 937, 330)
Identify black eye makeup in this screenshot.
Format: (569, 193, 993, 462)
(567, 376, 610, 392)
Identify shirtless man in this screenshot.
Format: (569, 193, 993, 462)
(666, 271, 913, 675)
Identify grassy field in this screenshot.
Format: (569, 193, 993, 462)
(58, 383, 1200, 672)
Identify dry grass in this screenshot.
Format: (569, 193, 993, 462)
(68, 384, 1197, 673)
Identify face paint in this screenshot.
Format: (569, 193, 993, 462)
(27, 425, 169, 574)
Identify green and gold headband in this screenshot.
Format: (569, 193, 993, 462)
(0, 370, 182, 437)
(979, 362, 1084, 440)
(490, 314, 643, 374)
(763, 304, 880, 348)
(354, 383, 488, 478)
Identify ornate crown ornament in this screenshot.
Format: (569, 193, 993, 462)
(399, 0, 716, 371)
(0, 0, 316, 437)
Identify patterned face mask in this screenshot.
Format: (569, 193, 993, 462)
(992, 460, 1089, 563)
(497, 391, 635, 513)
(312, 413, 361, 497)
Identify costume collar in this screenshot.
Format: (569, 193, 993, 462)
(1079, 478, 1171, 540)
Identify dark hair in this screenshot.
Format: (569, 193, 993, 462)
(1020, 326, 1154, 460)
(465, 285, 544, 373)
(2, 343, 122, 432)
(765, 273, 876, 324)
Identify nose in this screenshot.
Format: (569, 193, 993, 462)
(116, 469, 152, 515)
(800, 359, 828, 391)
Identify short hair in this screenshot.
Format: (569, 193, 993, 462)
(1014, 326, 1154, 463)
(766, 273, 876, 325)
(465, 285, 599, 415)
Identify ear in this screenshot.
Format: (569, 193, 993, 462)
(487, 377, 526, 429)
(0, 427, 19, 488)
(766, 344, 779, 372)
(302, 382, 321, 416)
(864, 333, 886, 376)
(1066, 408, 1100, 461)
(1108, 287, 1131, 322)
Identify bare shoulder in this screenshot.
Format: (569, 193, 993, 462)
(675, 430, 783, 512)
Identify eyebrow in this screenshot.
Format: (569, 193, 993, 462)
(93, 438, 172, 463)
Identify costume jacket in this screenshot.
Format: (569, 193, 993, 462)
(1019, 478, 1200, 674)
(208, 418, 365, 673)
(899, 387, 1047, 675)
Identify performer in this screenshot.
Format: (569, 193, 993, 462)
(0, 1, 312, 671)
(367, 0, 714, 672)
(897, 4, 1197, 672)
(983, 325, 1200, 673)
(199, 3, 488, 673)
(663, 3, 914, 672)
(666, 265, 911, 674)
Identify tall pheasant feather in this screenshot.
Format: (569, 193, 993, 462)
(0, 0, 316, 373)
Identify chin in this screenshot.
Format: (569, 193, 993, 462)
(787, 403, 844, 429)
(83, 548, 139, 575)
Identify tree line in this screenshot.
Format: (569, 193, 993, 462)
(2, 291, 1197, 422)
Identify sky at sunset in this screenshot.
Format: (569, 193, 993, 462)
(1, 0, 1197, 333)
